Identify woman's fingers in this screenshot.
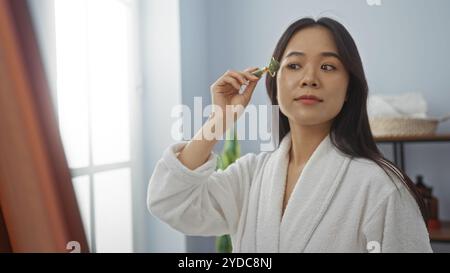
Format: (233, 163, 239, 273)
(227, 69, 259, 84)
(214, 68, 261, 97)
(226, 70, 247, 85)
(221, 75, 242, 90)
(244, 67, 259, 75)
(245, 67, 259, 72)
(238, 69, 259, 83)
(244, 67, 260, 80)
(241, 79, 258, 100)
(239, 68, 260, 99)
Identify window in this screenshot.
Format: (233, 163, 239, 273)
(54, 0, 139, 253)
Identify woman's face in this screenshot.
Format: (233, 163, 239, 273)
(277, 26, 350, 127)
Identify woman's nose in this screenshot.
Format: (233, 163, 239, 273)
(300, 67, 319, 88)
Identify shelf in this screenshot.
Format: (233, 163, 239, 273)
(373, 135, 450, 243)
(375, 134, 450, 143)
(429, 221, 450, 242)
(373, 134, 450, 177)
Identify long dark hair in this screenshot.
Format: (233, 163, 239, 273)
(265, 17, 428, 222)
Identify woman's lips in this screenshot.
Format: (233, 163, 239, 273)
(296, 98, 322, 105)
(294, 95, 324, 105)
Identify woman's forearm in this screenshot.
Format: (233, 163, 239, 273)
(177, 66, 260, 171)
(177, 113, 228, 170)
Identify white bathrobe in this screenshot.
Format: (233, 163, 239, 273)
(147, 133, 432, 253)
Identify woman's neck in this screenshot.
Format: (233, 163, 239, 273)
(288, 121, 331, 167)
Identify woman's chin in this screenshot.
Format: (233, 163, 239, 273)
(289, 114, 332, 127)
(293, 119, 323, 127)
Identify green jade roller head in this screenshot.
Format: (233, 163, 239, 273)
(252, 57, 280, 78)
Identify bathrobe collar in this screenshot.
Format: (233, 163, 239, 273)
(256, 132, 351, 252)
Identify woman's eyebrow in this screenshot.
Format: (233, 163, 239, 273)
(284, 51, 341, 61)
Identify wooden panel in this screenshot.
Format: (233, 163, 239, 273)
(429, 221, 450, 242)
(0, 206, 12, 252)
(0, 0, 88, 252)
(375, 134, 450, 143)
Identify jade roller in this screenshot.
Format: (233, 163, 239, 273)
(252, 57, 280, 78)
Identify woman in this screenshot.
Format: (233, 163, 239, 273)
(147, 17, 432, 253)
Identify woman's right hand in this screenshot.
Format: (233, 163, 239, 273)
(210, 67, 261, 122)
(178, 68, 261, 169)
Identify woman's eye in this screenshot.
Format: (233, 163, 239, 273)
(287, 64, 301, 70)
(321, 64, 336, 71)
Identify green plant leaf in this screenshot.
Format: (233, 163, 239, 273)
(215, 125, 240, 253)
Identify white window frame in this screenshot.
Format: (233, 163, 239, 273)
(48, 0, 145, 253)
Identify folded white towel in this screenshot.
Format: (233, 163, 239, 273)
(368, 93, 427, 118)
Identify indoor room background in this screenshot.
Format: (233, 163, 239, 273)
(26, 0, 450, 253)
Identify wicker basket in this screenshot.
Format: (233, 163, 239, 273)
(370, 116, 450, 137)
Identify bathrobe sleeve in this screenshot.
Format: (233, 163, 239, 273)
(362, 186, 433, 253)
(147, 142, 257, 237)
